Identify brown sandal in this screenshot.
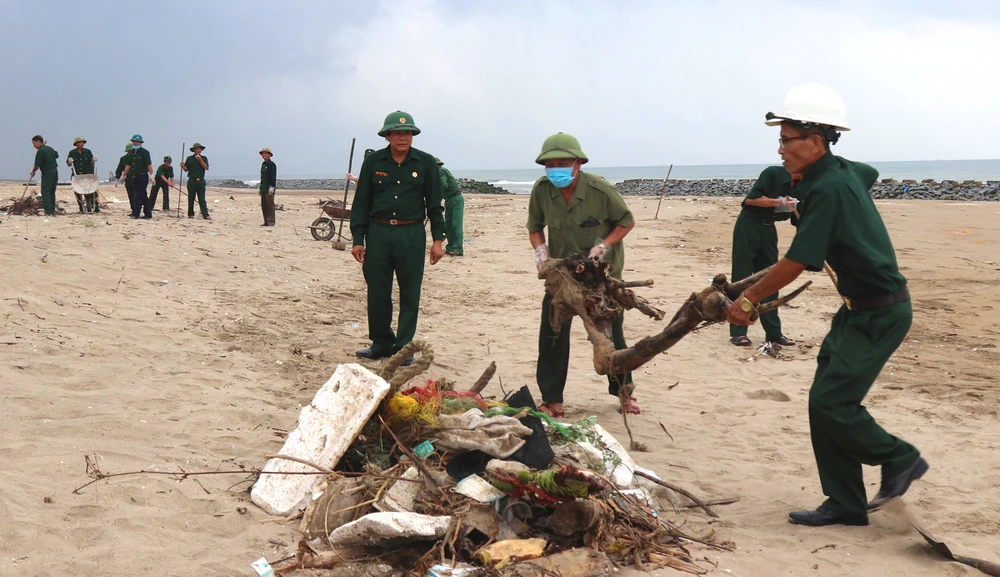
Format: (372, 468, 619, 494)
(538, 403, 565, 418)
(617, 396, 641, 415)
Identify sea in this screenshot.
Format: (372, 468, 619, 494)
(172, 159, 1000, 194)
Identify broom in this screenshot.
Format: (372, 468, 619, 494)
(331, 137, 356, 251)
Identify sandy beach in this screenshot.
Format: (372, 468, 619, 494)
(1, 184, 997, 576)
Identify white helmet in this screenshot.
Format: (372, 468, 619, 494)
(765, 83, 850, 131)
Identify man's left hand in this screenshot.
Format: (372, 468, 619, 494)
(727, 295, 756, 326)
(429, 241, 444, 265)
(589, 240, 609, 260)
(268, 187, 275, 195)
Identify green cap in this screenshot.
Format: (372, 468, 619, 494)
(125, 143, 134, 152)
(434, 157, 443, 166)
(378, 111, 420, 137)
(535, 132, 589, 165)
(190, 142, 205, 151)
(73, 136, 87, 145)
(163, 156, 172, 162)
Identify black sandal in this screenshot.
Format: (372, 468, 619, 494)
(768, 336, 796, 346)
(730, 335, 752, 347)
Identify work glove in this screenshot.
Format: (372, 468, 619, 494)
(589, 239, 610, 260)
(534, 244, 549, 272)
(268, 187, 275, 195)
(776, 196, 799, 213)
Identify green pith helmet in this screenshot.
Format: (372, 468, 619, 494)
(164, 156, 172, 162)
(125, 143, 134, 152)
(434, 157, 443, 166)
(190, 142, 205, 151)
(535, 132, 589, 165)
(378, 110, 420, 137)
(73, 136, 86, 145)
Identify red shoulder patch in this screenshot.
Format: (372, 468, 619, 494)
(375, 171, 389, 177)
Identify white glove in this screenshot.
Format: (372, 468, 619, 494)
(775, 196, 799, 213)
(589, 239, 609, 260)
(534, 244, 549, 271)
(268, 187, 275, 195)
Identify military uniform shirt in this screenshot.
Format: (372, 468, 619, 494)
(259, 159, 276, 193)
(527, 171, 634, 279)
(127, 147, 152, 175)
(785, 152, 906, 298)
(742, 165, 792, 222)
(115, 154, 130, 180)
(67, 148, 95, 175)
(183, 155, 209, 179)
(439, 166, 460, 199)
(155, 164, 174, 183)
(34, 145, 59, 172)
(350, 146, 445, 246)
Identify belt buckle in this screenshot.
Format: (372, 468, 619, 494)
(843, 296, 854, 311)
(389, 219, 398, 225)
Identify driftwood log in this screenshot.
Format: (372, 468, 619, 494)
(539, 255, 811, 377)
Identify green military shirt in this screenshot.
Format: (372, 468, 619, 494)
(34, 145, 59, 172)
(67, 148, 95, 175)
(349, 146, 445, 247)
(526, 171, 634, 279)
(785, 152, 906, 298)
(115, 154, 130, 181)
(155, 164, 174, 184)
(259, 159, 276, 193)
(743, 165, 793, 222)
(182, 154, 209, 179)
(127, 147, 152, 175)
(439, 166, 460, 199)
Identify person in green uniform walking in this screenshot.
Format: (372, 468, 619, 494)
(149, 156, 174, 211)
(728, 166, 800, 347)
(115, 143, 134, 208)
(728, 84, 927, 527)
(120, 134, 154, 219)
(436, 157, 464, 256)
(181, 143, 210, 220)
(30, 136, 59, 216)
(350, 111, 445, 362)
(259, 147, 276, 226)
(527, 132, 639, 417)
(67, 136, 99, 213)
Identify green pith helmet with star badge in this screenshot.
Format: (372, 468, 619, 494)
(535, 132, 589, 165)
(378, 110, 421, 137)
(73, 136, 87, 145)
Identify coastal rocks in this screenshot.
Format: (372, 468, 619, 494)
(615, 178, 1000, 202)
(205, 178, 513, 194)
(210, 178, 251, 189)
(458, 178, 511, 195)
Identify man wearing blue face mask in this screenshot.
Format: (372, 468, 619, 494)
(527, 132, 638, 418)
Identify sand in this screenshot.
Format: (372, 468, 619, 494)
(0, 184, 997, 576)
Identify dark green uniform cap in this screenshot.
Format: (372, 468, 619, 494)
(378, 111, 420, 137)
(535, 132, 589, 165)
(164, 156, 172, 162)
(124, 143, 134, 152)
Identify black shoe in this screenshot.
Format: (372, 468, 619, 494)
(356, 348, 390, 360)
(141, 215, 152, 219)
(789, 506, 868, 527)
(867, 457, 929, 511)
(768, 336, 796, 346)
(188, 214, 195, 219)
(130, 214, 139, 219)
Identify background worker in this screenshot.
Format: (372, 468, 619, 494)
(149, 156, 174, 212)
(437, 157, 464, 256)
(67, 136, 99, 213)
(259, 147, 277, 226)
(30, 135, 60, 216)
(120, 134, 153, 219)
(115, 143, 134, 208)
(729, 166, 799, 347)
(728, 84, 927, 527)
(181, 143, 210, 220)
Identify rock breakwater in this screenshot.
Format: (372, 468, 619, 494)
(616, 178, 1000, 201)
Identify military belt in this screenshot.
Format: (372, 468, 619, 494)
(373, 217, 418, 226)
(842, 288, 910, 311)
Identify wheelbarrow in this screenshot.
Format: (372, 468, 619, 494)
(71, 172, 101, 213)
(309, 199, 351, 241)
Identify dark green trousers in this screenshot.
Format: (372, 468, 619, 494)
(730, 212, 782, 340)
(187, 178, 209, 217)
(40, 169, 58, 215)
(809, 300, 919, 517)
(444, 194, 464, 254)
(536, 293, 632, 404)
(362, 221, 426, 356)
(150, 182, 169, 210)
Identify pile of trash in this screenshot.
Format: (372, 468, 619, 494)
(249, 342, 732, 577)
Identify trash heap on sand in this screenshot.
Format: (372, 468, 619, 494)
(248, 341, 733, 577)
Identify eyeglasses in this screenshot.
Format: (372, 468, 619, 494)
(778, 135, 812, 147)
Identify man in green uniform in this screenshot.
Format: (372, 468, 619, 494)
(120, 134, 154, 219)
(728, 84, 927, 527)
(728, 166, 799, 347)
(350, 111, 445, 362)
(182, 143, 210, 220)
(527, 133, 638, 417)
(30, 136, 59, 216)
(149, 156, 174, 212)
(115, 143, 134, 208)
(259, 147, 277, 226)
(67, 136, 99, 213)
(436, 157, 464, 256)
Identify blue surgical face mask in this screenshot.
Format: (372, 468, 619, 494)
(132, 143, 141, 149)
(545, 166, 575, 189)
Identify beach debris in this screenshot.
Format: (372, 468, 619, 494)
(328, 512, 452, 546)
(374, 466, 422, 513)
(427, 562, 477, 577)
(541, 499, 605, 537)
(251, 364, 391, 516)
(474, 538, 547, 567)
(454, 474, 506, 504)
(299, 476, 366, 539)
(250, 557, 276, 577)
(428, 409, 534, 458)
(503, 549, 613, 577)
(912, 523, 1000, 576)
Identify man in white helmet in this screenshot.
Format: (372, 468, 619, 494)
(727, 84, 926, 527)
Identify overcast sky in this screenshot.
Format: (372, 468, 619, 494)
(2, 0, 998, 178)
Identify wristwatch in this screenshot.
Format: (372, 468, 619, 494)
(740, 296, 756, 313)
